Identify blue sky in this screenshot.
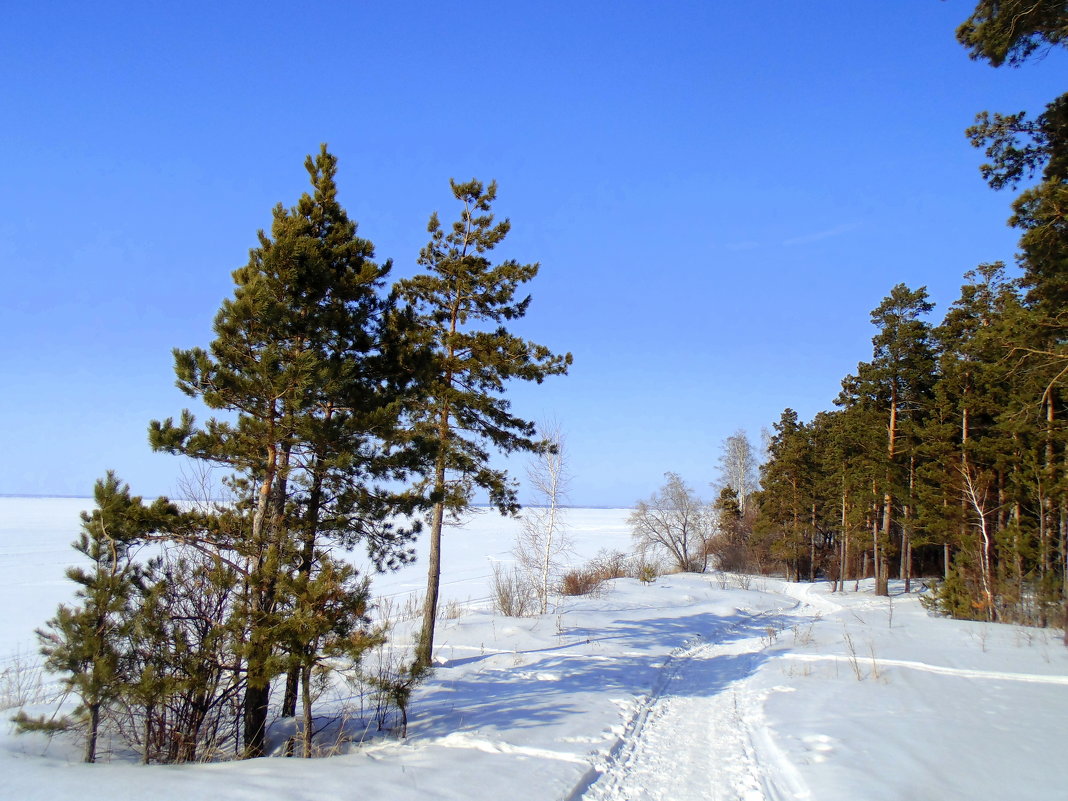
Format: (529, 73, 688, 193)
(2, 1, 1064, 507)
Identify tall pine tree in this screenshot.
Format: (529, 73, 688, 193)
(397, 179, 571, 671)
(150, 146, 413, 757)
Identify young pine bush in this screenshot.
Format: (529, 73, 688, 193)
(637, 563, 658, 585)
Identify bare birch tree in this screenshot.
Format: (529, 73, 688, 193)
(960, 462, 997, 620)
(513, 423, 572, 614)
(716, 430, 759, 516)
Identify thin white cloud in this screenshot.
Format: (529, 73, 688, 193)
(783, 222, 859, 246)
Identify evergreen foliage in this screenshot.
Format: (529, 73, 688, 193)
(147, 145, 418, 757)
(750, 5, 1068, 632)
(753, 266, 1066, 625)
(956, 0, 1068, 67)
(27, 473, 180, 762)
(26, 152, 570, 764)
(396, 178, 571, 670)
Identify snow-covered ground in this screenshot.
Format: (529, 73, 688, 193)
(2, 498, 1067, 800)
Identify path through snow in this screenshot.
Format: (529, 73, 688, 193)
(576, 601, 812, 801)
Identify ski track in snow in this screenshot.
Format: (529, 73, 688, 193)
(778, 652, 1068, 685)
(433, 731, 590, 764)
(780, 582, 1068, 685)
(572, 602, 812, 801)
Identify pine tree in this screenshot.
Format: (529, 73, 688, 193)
(958, 1, 1068, 635)
(30, 473, 179, 762)
(397, 179, 571, 670)
(847, 285, 937, 595)
(275, 552, 383, 757)
(808, 410, 863, 591)
(920, 266, 1023, 612)
(956, 1, 1068, 67)
(149, 146, 413, 757)
(757, 409, 815, 581)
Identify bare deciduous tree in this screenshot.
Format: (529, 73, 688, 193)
(629, 473, 713, 572)
(960, 462, 997, 621)
(513, 424, 572, 614)
(715, 430, 759, 516)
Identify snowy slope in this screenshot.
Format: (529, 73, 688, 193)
(1, 499, 1067, 801)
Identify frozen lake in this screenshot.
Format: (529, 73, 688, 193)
(0, 497, 634, 661)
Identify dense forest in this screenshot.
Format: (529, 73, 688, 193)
(752, 2, 1068, 630)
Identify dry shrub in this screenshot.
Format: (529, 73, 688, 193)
(0, 651, 49, 711)
(560, 550, 661, 596)
(560, 568, 603, 596)
(705, 540, 751, 573)
(492, 564, 533, 616)
(588, 549, 630, 580)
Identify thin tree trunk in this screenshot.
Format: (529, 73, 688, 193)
(878, 494, 891, 596)
(961, 464, 996, 621)
(540, 466, 559, 614)
(302, 663, 313, 758)
(282, 671, 299, 720)
(840, 491, 849, 592)
(900, 514, 910, 593)
(872, 502, 882, 591)
(142, 704, 153, 764)
(878, 391, 897, 597)
(415, 277, 462, 672)
(1061, 448, 1068, 643)
(903, 457, 915, 593)
(283, 439, 328, 719)
(243, 437, 280, 760)
(415, 443, 449, 671)
(1013, 500, 1024, 600)
(85, 701, 100, 763)
(1043, 396, 1055, 577)
(810, 503, 817, 581)
(177, 699, 207, 764)
(244, 478, 289, 757)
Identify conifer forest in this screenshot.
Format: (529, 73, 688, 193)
(752, 2, 1068, 628)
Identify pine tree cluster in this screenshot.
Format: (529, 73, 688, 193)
(22, 148, 569, 762)
(752, 3, 1068, 629)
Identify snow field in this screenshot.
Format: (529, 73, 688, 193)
(2, 499, 1068, 801)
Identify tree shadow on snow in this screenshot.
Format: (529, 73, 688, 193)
(409, 608, 804, 738)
